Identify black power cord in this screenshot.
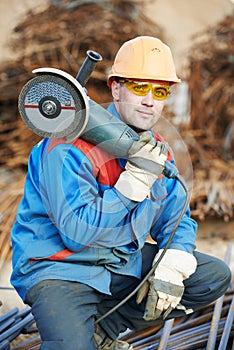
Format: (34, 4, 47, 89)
(95, 171, 190, 324)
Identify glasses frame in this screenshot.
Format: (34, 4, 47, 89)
(118, 79, 171, 101)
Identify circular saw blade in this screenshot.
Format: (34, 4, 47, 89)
(18, 74, 89, 140)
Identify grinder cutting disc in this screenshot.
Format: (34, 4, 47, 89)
(18, 74, 89, 141)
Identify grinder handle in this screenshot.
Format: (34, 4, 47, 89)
(76, 50, 102, 87)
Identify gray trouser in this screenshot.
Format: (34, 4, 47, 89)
(26, 245, 231, 350)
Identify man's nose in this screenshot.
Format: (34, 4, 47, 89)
(141, 90, 154, 106)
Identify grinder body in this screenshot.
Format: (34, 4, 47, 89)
(18, 67, 139, 158)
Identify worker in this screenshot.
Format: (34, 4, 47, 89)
(11, 36, 231, 350)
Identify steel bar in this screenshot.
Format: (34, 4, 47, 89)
(11, 335, 41, 350)
(218, 293, 234, 350)
(134, 322, 211, 349)
(0, 313, 34, 343)
(130, 304, 226, 348)
(124, 311, 209, 347)
(134, 307, 234, 350)
(0, 317, 16, 333)
(206, 244, 232, 350)
(168, 320, 227, 349)
(125, 285, 233, 348)
(0, 287, 15, 290)
(157, 319, 174, 350)
(206, 296, 224, 350)
(0, 339, 10, 350)
(0, 308, 18, 324)
(135, 319, 230, 350)
(121, 323, 164, 345)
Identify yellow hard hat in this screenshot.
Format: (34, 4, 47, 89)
(108, 36, 181, 86)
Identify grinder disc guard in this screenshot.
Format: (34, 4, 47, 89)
(18, 74, 89, 141)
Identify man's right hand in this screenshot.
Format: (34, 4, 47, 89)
(128, 131, 169, 176)
(114, 132, 169, 201)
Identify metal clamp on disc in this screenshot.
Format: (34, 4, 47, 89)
(18, 69, 90, 142)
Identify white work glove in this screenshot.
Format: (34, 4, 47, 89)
(136, 249, 197, 320)
(114, 131, 169, 201)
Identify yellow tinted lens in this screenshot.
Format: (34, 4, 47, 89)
(125, 82, 150, 96)
(152, 86, 170, 100)
(124, 81, 170, 100)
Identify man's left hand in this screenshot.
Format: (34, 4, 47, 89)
(136, 249, 197, 321)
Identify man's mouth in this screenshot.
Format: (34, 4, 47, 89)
(137, 109, 153, 116)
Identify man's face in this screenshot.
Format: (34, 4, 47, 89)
(111, 79, 169, 131)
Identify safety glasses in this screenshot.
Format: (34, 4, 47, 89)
(119, 80, 171, 101)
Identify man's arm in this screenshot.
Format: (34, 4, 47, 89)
(40, 142, 166, 251)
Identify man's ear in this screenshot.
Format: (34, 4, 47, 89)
(111, 80, 120, 101)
